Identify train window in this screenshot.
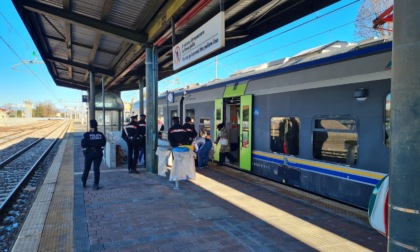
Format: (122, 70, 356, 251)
(242, 106, 250, 148)
(199, 117, 211, 137)
(170, 110, 178, 126)
(270, 117, 300, 155)
(158, 107, 165, 133)
(385, 93, 391, 147)
(313, 117, 358, 165)
(216, 108, 222, 121)
(186, 109, 195, 123)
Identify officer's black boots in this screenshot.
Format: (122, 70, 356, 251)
(93, 184, 99, 190)
(82, 179, 86, 188)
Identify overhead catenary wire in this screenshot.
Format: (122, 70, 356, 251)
(0, 35, 61, 105)
(0, 11, 32, 51)
(0, 11, 74, 109)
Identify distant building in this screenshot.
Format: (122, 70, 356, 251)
(24, 100, 33, 118)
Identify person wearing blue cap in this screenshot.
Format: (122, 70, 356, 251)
(81, 119, 106, 190)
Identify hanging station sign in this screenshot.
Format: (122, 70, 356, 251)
(172, 12, 225, 71)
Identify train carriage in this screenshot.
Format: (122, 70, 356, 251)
(143, 37, 392, 209)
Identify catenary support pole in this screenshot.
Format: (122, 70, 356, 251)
(389, 1, 420, 251)
(89, 71, 95, 121)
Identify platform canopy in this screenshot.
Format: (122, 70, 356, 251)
(13, 0, 339, 92)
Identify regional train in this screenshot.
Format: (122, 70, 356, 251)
(133, 37, 392, 210)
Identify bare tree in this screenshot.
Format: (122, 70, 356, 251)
(33, 101, 59, 117)
(354, 0, 393, 40)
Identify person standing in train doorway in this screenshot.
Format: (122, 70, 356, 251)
(81, 119, 106, 190)
(215, 122, 236, 166)
(122, 114, 141, 174)
(183, 116, 198, 145)
(137, 114, 147, 167)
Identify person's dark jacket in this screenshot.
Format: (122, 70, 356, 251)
(81, 130, 106, 153)
(138, 119, 146, 136)
(122, 121, 142, 145)
(183, 123, 197, 144)
(168, 123, 188, 147)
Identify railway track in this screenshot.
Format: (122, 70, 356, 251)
(0, 121, 59, 147)
(0, 121, 70, 212)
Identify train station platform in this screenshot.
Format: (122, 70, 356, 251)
(12, 123, 387, 251)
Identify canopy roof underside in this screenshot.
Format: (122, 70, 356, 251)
(13, 0, 339, 92)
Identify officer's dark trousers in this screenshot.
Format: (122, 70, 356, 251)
(127, 143, 139, 171)
(82, 150, 103, 186)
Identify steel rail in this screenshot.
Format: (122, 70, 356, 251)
(0, 122, 70, 212)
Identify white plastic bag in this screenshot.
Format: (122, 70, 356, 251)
(219, 138, 228, 146)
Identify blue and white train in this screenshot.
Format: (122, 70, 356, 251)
(136, 37, 392, 209)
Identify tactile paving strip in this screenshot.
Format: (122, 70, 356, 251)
(37, 130, 75, 251)
(12, 125, 72, 252)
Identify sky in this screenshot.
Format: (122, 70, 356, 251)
(0, 0, 366, 110)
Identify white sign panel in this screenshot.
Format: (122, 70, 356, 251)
(173, 12, 225, 71)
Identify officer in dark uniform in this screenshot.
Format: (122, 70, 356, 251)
(183, 116, 198, 144)
(122, 114, 141, 173)
(81, 119, 106, 190)
(168, 116, 188, 147)
(137, 114, 147, 166)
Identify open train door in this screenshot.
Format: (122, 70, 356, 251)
(240, 95, 252, 171)
(213, 98, 224, 162)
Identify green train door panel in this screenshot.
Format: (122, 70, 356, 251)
(240, 95, 252, 171)
(214, 98, 224, 162)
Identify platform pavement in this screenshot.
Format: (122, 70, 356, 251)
(12, 123, 387, 251)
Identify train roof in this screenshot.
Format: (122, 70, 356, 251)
(158, 36, 392, 98)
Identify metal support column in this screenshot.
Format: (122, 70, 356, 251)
(145, 47, 158, 173)
(152, 47, 158, 172)
(139, 79, 145, 115)
(166, 91, 170, 130)
(89, 71, 95, 121)
(102, 77, 105, 134)
(389, 1, 420, 251)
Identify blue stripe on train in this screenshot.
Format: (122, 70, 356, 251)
(252, 153, 380, 186)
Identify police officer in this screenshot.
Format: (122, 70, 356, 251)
(81, 119, 106, 190)
(183, 116, 198, 144)
(138, 114, 146, 166)
(168, 116, 188, 147)
(122, 114, 141, 173)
